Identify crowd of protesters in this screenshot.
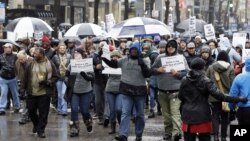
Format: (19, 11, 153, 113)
(0, 33, 249, 141)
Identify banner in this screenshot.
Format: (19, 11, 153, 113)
(161, 55, 185, 72)
(189, 16, 196, 37)
(102, 61, 121, 75)
(70, 58, 94, 73)
(204, 24, 216, 41)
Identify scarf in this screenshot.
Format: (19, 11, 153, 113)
(32, 57, 53, 81)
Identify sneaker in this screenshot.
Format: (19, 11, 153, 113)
(0, 111, 6, 115)
(135, 136, 142, 141)
(37, 132, 46, 138)
(14, 109, 20, 113)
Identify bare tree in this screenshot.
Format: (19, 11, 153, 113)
(124, 0, 129, 20)
(149, 0, 155, 18)
(164, 0, 170, 24)
(94, 0, 100, 24)
(175, 0, 181, 24)
(208, 0, 215, 24)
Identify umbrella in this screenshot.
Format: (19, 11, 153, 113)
(4, 17, 53, 33)
(179, 31, 204, 38)
(64, 23, 107, 37)
(59, 23, 72, 27)
(108, 17, 171, 38)
(176, 18, 207, 33)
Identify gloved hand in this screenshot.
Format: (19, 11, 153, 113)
(80, 71, 87, 77)
(19, 90, 26, 100)
(138, 57, 145, 66)
(39, 80, 51, 86)
(238, 96, 248, 103)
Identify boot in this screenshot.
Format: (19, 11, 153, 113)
(109, 122, 116, 134)
(173, 134, 182, 141)
(103, 118, 109, 127)
(214, 134, 219, 141)
(148, 109, 155, 118)
(115, 135, 127, 141)
(84, 119, 93, 133)
(157, 106, 162, 116)
(163, 133, 172, 141)
(69, 121, 79, 137)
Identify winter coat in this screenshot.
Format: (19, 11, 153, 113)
(206, 61, 235, 102)
(179, 69, 244, 124)
(0, 53, 17, 79)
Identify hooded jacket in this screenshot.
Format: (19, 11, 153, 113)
(179, 69, 245, 124)
(229, 58, 250, 108)
(151, 40, 189, 91)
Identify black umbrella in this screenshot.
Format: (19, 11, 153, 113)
(176, 18, 207, 33)
(4, 17, 53, 33)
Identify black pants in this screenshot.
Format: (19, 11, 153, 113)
(237, 107, 250, 125)
(27, 95, 50, 134)
(184, 132, 211, 141)
(211, 102, 229, 138)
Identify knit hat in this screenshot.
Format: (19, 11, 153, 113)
(149, 51, 159, 60)
(110, 50, 122, 58)
(74, 47, 85, 57)
(190, 58, 206, 70)
(187, 42, 196, 48)
(200, 45, 210, 54)
(217, 50, 230, 63)
(158, 40, 167, 48)
(40, 36, 50, 43)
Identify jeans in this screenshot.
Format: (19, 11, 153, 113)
(119, 94, 146, 137)
(94, 83, 106, 120)
(0, 77, 20, 111)
(71, 92, 92, 121)
(107, 92, 122, 123)
(149, 87, 158, 109)
(56, 80, 67, 114)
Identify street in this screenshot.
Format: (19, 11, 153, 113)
(0, 107, 165, 141)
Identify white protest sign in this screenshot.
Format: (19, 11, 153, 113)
(161, 55, 185, 72)
(102, 61, 121, 75)
(168, 14, 174, 33)
(105, 13, 115, 32)
(70, 58, 94, 73)
(101, 44, 111, 60)
(204, 24, 216, 41)
(232, 33, 246, 48)
(189, 16, 196, 37)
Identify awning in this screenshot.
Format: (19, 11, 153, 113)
(6, 9, 55, 20)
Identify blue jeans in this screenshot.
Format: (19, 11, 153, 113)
(56, 80, 67, 114)
(149, 87, 157, 109)
(107, 92, 122, 123)
(94, 83, 106, 119)
(119, 94, 146, 137)
(0, 77, 20, 111)
(71, 92, 92, 121)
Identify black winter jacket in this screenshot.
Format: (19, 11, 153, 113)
(178, 69, 245, 124)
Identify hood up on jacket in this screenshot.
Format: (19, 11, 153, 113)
(129, 42, 142, 57)
(246, 57, 250, 72)
(165, 39, 178, 55)
(212, 61, 230, 73)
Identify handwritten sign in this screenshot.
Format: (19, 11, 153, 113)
(189, 16, 196, 37)
(101, 44, 111, 60)
(204, 24, 215, 41)
(70, 58, 93, 73)
(102, 61, 121, 75)
(161, 55, 185, 72)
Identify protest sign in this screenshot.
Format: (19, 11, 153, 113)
(101, 44, 111, 60)
(161, 55, 185, 72)
(189, 16, 196, 37)
(70, 58, 93, 73)
(102, 61, 121, 75)
(204, 24, 216, 41)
